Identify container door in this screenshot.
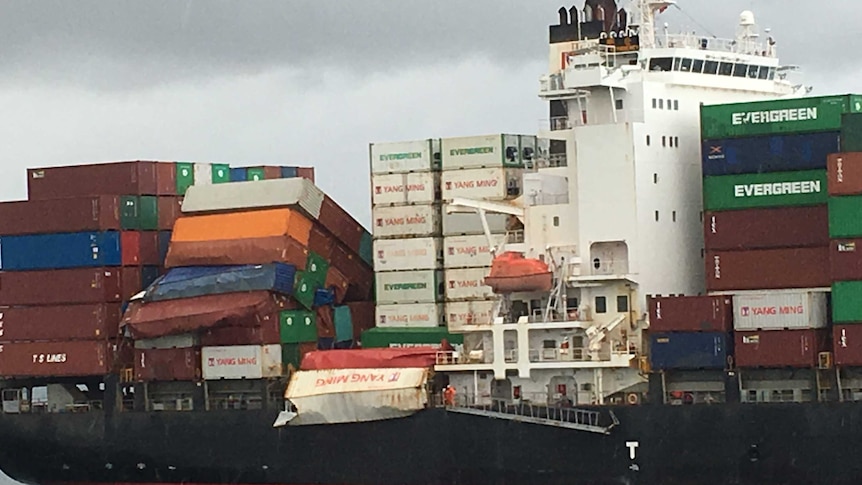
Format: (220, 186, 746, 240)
(120, 196, 140, 230)
(138, 196, 159, 231)
(211, 164, 231, 184)
(176, 163, 195, 195)
(229, 167, 247, 182)
(247, 167, 266, 181)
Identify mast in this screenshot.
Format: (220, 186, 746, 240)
(635, 0, 675, 48)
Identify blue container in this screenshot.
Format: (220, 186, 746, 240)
(333, 340, 354, 349)
(359, 231, 373, 266)
(649, 332, 731, 370)
(701, 131, 840, 176)
(158, 231, 172, 264)
(313, 288, 335, 307)
(144, 263, 296, 302)
(281, 166, 298, 178)
(229, 167, 248, 182)
(141, 266, 162, 289)
(0, 231, 121, 270)
(317, 337, 335, 350)
(334, 305, 353, 342)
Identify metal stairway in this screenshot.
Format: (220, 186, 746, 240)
(445, 400, 618, 434)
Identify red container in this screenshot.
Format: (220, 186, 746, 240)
(123, 291, 292, 339)
(308, 224, 335, 261)
(648, 295, 733, 332)
(318, 196, 364, 254)
(121, 267, 145, 300)
(324, 267, 350, 304)
(157, 196, 182, 230)
(165, 237, 308, 270)
(121, 232, 161, 266)
(134, 347, 201, 381)
(347, 301, 376, 341)
(0, 196, 121, 235)
(0, 340, 113, 377)
(0, 268, 123, 305)
(829, 239, 862, 281)
(705, 247, 830, 291)
(834, 325, 862, 366)
(199, 320, 281, 346)
(735, 329, 828, 368)
(827, 152, 862, 196)
(316, 306, 335, 339)
(296, 167, 315, 183)
(0, 303, 122, 342)
(704, 206, 828, 251)
(27, 162, 158, 200)
(263, 166, 282, 180)
(156, 162, 178, 195)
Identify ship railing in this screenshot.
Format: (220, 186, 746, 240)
(505, 230, 524, 244)
(656, 33, 776, 58)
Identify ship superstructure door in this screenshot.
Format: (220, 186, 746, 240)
(548, 375, 577, 406)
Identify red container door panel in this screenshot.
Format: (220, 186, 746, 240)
(706, 248, 830, 291)
(735, 330, 827, 368)
(648, 295, 733, 333)
(830, 239, 862, 281)
(157, 196, 182, 231)
(0, 341, 112, 377)
(156, 162, 178, 195)
(134, 347, 201, 381)
(828, 153, 862, 196)
(834, 325, 862, 366)
(27, 162, 158, 199)
(0, 196, 121, 235)
(704, 206, 828, 251)
(0, 268, 123, 305)
(0, 304, 121, 342)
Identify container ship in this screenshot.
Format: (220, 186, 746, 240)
(3, 1, 862, 484)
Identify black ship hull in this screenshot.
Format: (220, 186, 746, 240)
(1, 402, 862, 485)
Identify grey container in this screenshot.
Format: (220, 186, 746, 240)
(181, 178, 325, 220)
(442, 211, 509, 236)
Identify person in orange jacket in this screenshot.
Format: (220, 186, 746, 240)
(443, 385, 456, 406)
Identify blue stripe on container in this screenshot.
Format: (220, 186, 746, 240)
(649, 332, 731, 370)
(144, 262, 296, 302)
(0, 231, 121, 270)
(701, 131, 840, 176)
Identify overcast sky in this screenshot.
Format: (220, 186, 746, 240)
(0, 0, 858, 227)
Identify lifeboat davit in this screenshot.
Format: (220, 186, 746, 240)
(483, 252, 553, 294)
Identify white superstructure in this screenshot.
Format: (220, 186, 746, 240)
(434, 0, 806, 407)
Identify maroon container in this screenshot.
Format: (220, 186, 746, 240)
(318, 196, 364, 254)
(0, 196, 121, 235)
(316, 306, 335, 339)
(347, 301, 376, 341)
(27, 162, 158, 200)
(0, 268, 123, 305)
(308, 224, 335, 261)
(134, 347, 201, 381)
(648, 295, 733, 332)
(834, 325, 862, 366)
(121, 232, 161, 266)
(156, 162, 178, 195)
(157, 196, 182, 231)
(827, 152, 862, 196)
(0, 340, 113, 377)
(123, 291, 292, 339)
(121, 267, 145, 301)
(735, 329, 828, 368)
(324, 267, 350, 304)
(829, 239, 862, 281)
(296, 167, 315, 183)
(263, 166, 282, 180)
(705, 247, 831, 291)
(199, 319, 282, 346)
(0, 303, 122, 342)
(164, 236, 308, 270)
(704, 206, 828, 251)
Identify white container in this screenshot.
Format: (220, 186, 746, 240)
(181, 177, 325, 220)
(444, 234, 506, 268)
(202, 344, 283, 380)
(446, 300, 497, 329)
(732, 290, 827, 331)
(373, 237, 442, 272)
(442, 211, 509, 236)
(193, 163, 213, 187)
(375, 303, 444, 328)
(370, 139, 441, 174)
(371, 172, 439, 206)
(522, 172, 569, 206)
(134, 333, 200, 350)
(376, 270, 443, 305)
(441, 168, 522, 201)
(444, 267, 494, 301)
(371, 205, 441, 239)
(441, 134, 522, 170)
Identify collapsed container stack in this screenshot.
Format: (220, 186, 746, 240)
(825, 111, 862, 367)
(440, 134, 534, 330)
(0, 161, 313, 382)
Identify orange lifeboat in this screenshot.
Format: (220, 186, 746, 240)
(483, 252, 553, 294)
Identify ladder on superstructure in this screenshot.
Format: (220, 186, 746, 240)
(445, 400, 618, 435)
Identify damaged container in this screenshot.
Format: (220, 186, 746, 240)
(144, 263, 296, 302)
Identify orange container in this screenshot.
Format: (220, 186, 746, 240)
(171, 208, 312, 246)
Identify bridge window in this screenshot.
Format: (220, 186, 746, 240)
(718, 62, 734, 76)
(648, 57, 673, 72)
(767, 67, 776, 80)
(747, 65, 760, 78)
(615, 99, 623, 110)
(691, 59, 704, 73)
(758, 66, 770, 80)
(673, 58, 682, 71)
(733, 63, 749, 77)
(703, 60, 719, 75)
(680, 58, 693, 72)
(595, 296, 607, 314)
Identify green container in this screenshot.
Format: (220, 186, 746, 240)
(120, 196, 158, 230)
(247, 167, 266, 181)
(282, 343, 303, 370)
(294, 272, 320, 309)
(280, 310, 318, 344)
(211, 163, 231, 184)
(701, 94, 862, 140)
(832, 281, 862, 323)
(703, 169, 827, 211)
(841, 113, 862, 152)
(828, 195, 862, 237)
(305, 252, 330, 285)
(360, 327, 464, 349)
(359, 231, 373, 266)
(334, 306, 353, 342)
(176, 162, 195, 195)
